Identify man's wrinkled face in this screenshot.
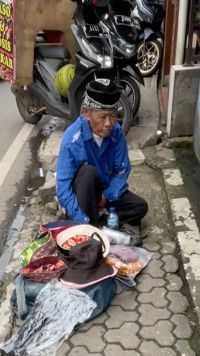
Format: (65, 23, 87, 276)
(83, 107, 118, 138)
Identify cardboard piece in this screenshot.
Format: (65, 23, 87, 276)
(1, 0, 77, 84)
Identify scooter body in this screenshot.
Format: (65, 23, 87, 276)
(130, 0, 165, 76)
(131, 0, 164, 41)
(105, 13, 144, 85)
(142, 26, 162, 42)
(73, 2, 143, 124)
(11, 45, 71, 122)
(12, 27, 113, 124)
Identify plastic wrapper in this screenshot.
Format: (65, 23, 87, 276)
(102, 226, 141, 246)
(1, 281, 96, 356)
(105, 245, 153, 280)
(108, 245, 139, 263)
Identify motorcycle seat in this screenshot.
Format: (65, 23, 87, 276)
(38, 46, 71, 60)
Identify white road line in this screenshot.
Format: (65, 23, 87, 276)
(0, 123, 34, 187)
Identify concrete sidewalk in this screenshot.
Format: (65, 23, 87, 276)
(0, 137, 200, 356)
(127, 75, 160, 149)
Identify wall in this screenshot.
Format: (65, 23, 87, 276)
(167, 65, 200, 137)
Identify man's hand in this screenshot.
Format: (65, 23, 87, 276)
(98, 195, 107, 209)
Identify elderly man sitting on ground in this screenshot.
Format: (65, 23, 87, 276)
(56, 79, 148, 239)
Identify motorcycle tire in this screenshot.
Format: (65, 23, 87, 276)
(117, 91, 132, 135)
(16, 91, 43, 125)
(119, 75, 140, 124)
(136, 39, 163, 77)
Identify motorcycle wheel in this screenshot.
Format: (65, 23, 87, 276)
(16, 90, 43, 124)
(114, 92, 132, 135)
(119, 75, 140, 123)
(136, 39, 163, 77)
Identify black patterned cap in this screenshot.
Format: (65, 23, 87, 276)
(83, 79, 121, 110)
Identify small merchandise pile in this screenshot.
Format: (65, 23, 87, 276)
(0, 220, 153, 356)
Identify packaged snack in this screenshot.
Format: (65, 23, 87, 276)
(105, 245, 153, 280)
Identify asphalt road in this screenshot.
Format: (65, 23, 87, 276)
(0, 80, 38, 250)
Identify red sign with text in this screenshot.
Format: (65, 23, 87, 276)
(0, 0, 15, 81)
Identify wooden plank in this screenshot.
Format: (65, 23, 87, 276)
(162, 0, 179, 78)
(14, 0, 77, 85)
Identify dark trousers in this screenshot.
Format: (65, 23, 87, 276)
(73, 165, 148, 227)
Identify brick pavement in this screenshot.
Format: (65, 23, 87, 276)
(0, 146, 200, 356)
(54, 151, 199, 355)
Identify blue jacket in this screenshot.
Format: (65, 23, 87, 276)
(56, 115, 131, 223)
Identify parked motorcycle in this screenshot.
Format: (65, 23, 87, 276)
(11, 27, 132, 134)
(70, 19, 133, 133)
(131, 0, 165, 77)
(99, 11, 144, 121)
(12, 35, 72, 125)
(75, 0, 144, 123)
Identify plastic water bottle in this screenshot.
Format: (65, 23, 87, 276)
(107, 207, 119, 229)
(102, 226, 141, 246)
